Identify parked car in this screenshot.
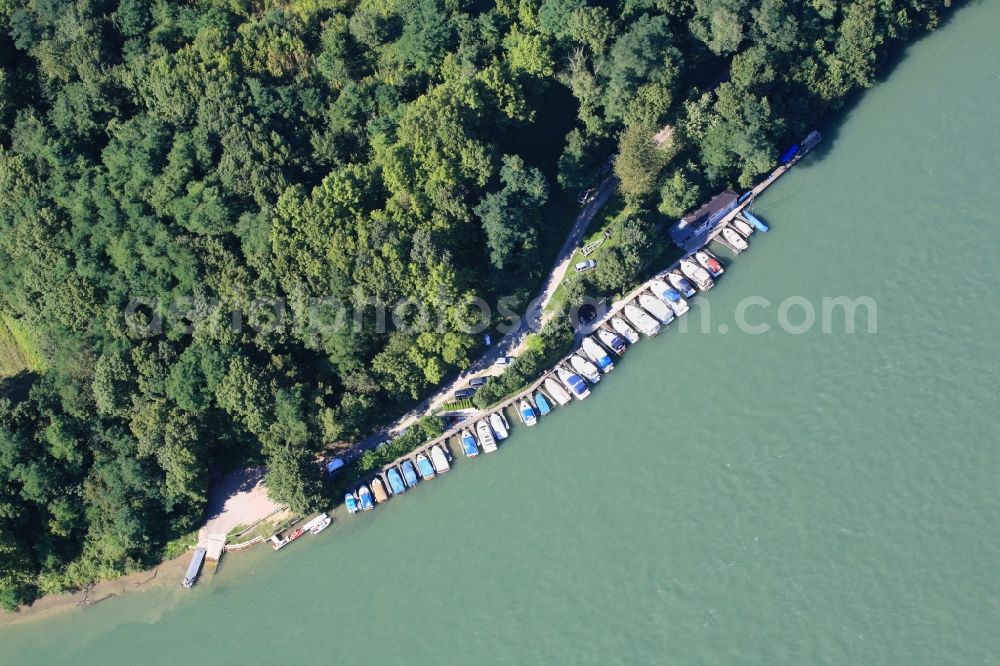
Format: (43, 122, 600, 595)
(454, 388, 476, 399)
(494, 356, 513, 366)
(468, 377, 488, 387)
(575, 259, 597, 272)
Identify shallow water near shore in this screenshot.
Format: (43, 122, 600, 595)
(3, 3, 1000, 663)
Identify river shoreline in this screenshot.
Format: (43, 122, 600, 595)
(0, 552, 191, 626)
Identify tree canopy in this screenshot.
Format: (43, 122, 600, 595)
(0, 0, 952, 610)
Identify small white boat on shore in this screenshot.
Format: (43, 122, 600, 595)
(680, 259, 715, 290)
(476, 419, 498, 453)
(732, 217, 754, 237)
(639, 293, 675, 325)
(624, 304, 661, 337)
(582, 336, 614, 372)
(570, 353, 601, 383)
(667, 271, 697, 298)
(610, 316, 640, 344)
(597, 327, 627, 355)
(430, 445, 451, 473)
(695, 250, 724, 277)
(489, 412, 509, 440)
(544, 377, 572, 405)
(557, 366, 591, 400)
(723, 226, 749, 251)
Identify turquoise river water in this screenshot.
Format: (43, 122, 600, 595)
(3, 3, 1000, 664)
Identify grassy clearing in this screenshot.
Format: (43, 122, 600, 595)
(162, 530, 200, 560)
(227, 510, 297, 544)
(0, 314, 45, 377)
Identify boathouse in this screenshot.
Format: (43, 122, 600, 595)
(669, 189, 739, 250)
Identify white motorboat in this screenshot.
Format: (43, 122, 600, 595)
(544, 377, 572, 405)
(680, 259, 715, 290)
(489, 412, 509, 440)
(610, 316, 640, 344)
(723, 226, 749, 251)
(570, 353, 601, 383)
(623, 304, 661, 336)
(638, 292, 675, 325)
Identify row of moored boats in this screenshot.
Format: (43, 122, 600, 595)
(343, 241, 750, 515)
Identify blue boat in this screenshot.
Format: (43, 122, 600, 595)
(779, 144, 799, 163)
(386, 467, 406, 494)
(401, 460, 419, 487)
(415, 453, 436, 480)
(742, 210, 769, 232)
(357, 484, 375, 510)
(344, 492, 359, 514)
(460, 429, 479, 457)
(557, 366, 591, 400)
(534, 391, 552, 416)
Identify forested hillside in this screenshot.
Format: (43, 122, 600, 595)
(0, 0, 951, 610)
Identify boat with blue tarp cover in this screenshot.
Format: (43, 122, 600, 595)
(597, 328, 627, 355)
(357, 484, 375, 510)
(518, 399, 537, 426)
(386, 467, 406, 494)
(460, 429, 479, 457)
(582, 336, 614, 373)
(534, 391, 552, 415)
(401, 460, 419, 487)
(557, 366, 591, 400)
(345, 491, 360, 514)
(415, 453, 435, 480)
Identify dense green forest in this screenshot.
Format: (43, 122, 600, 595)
(0, 0, 951, 610)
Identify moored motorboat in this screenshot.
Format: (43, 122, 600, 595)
(723, 226, 749, 251)
(534, 391, 552, 415)
(570, 353, 601, 383)
(518, 399, 537, 426)
(557, 365, 591, 400)
(610, 316, 640, 344)
(543, 377, 572, 405)
(624, 303, 661, 337)
(370, 477, 389, 503)
(357, 484, 375, 510)
(582, 336, 614, 372)
(345, 491, 360, 514)
(183, 548, 207, 588)
(400, 459, 419, 487)
(667, 270, 697, 298)
(415, 453, 436, 480)
(476, 419, 498, 453)
(695, 250, 724, 277)
(639, 292, 675, 325)
(386, 467, 406, 494)
(650, 279, 689, 316)
(732, 217, 754, 237)
(489, 412, 509, 440)
(597, 327, 627, 355)
(430, 445, 451, 473)
(460, 429, 479, 457)
(680, 259, 714, 290)
(304, 513, 331, 534)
